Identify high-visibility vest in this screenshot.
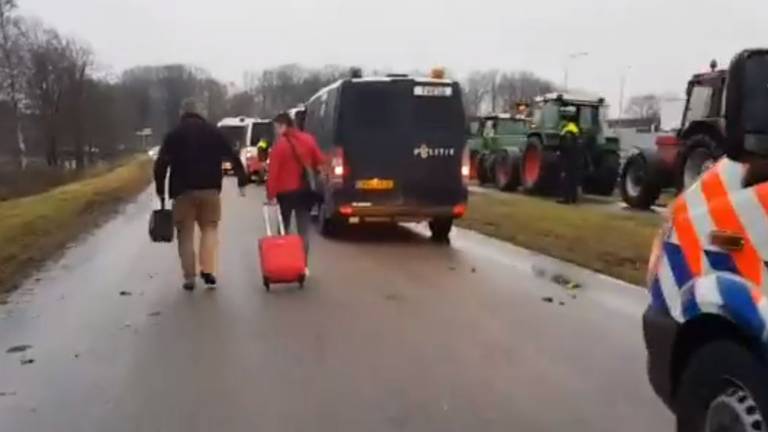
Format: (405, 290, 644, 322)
(560, 121, 580, 136)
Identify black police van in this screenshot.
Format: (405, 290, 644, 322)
(302, 70, 469, 242)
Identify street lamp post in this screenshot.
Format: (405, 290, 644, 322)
(563, 51, 589, 91)
(618, 65, 632, 119)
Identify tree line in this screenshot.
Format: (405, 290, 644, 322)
(0, 0, 669, 171)
(0, 1, 240, 170)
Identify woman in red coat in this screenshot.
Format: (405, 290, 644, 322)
(266, 113, 324, 265)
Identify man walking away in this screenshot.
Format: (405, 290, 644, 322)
(266, 113, 324, 273)
(154, 99, 247, 291)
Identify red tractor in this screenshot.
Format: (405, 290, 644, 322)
(620, 62, 726, 209)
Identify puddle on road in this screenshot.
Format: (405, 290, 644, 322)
(533, 263, 585, 307)
(6, 344, 32, 354)
(532, 264, 583, 292)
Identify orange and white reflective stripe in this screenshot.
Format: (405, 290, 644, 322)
(700, 161, 765, 302)
(676, 179, 716, 275)
(671, 194, 704, 277)
(657, 255, 684, 321)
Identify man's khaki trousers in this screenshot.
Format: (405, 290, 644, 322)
(172, 189, 221, 280)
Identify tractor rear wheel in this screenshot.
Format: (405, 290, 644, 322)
(620, 153, 663, 209)
(521, 137, 559, 195)
(494, 151, 521, 192)
(681, 135, 718, 189)
(583, 150, 620, 196)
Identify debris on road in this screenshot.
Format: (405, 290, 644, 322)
(541, 296, 554, 303)
(471, 267, 477, 273)
(119, 290, 132, 296)
(0, 391, 17, 397)
(20, 358, 35, 366)
(148, 311, 162, 317)
(6, 344, 32, 354)
(122, 322, 132, 329)
(558, 301, 566, 306)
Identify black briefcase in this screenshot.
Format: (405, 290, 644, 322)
(149, 199, 174, 243)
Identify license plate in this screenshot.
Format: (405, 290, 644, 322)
(355, 179, 394, 190)
(414, 85, 453, 97)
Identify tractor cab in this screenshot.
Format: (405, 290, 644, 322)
(529, 94, 612, 145)
(521, 93, 620, 196)
(677, 63, 729, 187)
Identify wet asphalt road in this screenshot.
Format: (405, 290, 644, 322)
(0, 180, 673, 432)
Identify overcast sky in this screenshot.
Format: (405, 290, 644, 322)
(20, 0, 768, 115)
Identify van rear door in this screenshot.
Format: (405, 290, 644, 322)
(338, 80, 466, 208)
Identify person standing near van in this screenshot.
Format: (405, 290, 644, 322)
(266, 113, 324, 265)
(154, 99, 247, 291)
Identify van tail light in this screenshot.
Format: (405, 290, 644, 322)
(331, 146, 346, 186)
(453, 203, 467, 218)
(339, 205, 354, 216)
(461, 146, 471, 185)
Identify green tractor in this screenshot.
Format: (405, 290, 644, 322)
(521, 93, 621, 196)
(473, 113, 531, 191)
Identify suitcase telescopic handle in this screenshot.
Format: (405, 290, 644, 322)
(262, 204, 286, 237)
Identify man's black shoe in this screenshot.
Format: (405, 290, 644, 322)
(200, 272, 217, 288)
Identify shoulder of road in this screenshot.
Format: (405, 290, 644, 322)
(459, 186, 663, 286)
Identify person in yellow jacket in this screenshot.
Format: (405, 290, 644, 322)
(558, 106, 583, 204)
(255, 137, 270, 161)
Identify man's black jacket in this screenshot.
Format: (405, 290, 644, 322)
(154, 113, 247, 199)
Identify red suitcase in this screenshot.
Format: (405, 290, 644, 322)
(259, 204, 307, 291)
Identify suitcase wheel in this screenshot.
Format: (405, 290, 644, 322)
(298, 275, 306, 290)
(263, 277, 270, 292)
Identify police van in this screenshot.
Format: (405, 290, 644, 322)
(644, 49, 768, 431)
(302, 69, 469, 242)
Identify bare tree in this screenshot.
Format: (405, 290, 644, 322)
(497, 71, 557, 109)
(246, 64, 347, 117)
(60, 37, 93, 169)
(23, 21, 69, 166)
(227, 91, 256, 117)
(463, 69, 555, 116)
(624, 94, 662, 119)
(0, 0, 27, 167)
(462, 71, 495, 116)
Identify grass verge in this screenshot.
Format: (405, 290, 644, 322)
(0, 156, 153, 294)
(456, 191, 664, 286)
